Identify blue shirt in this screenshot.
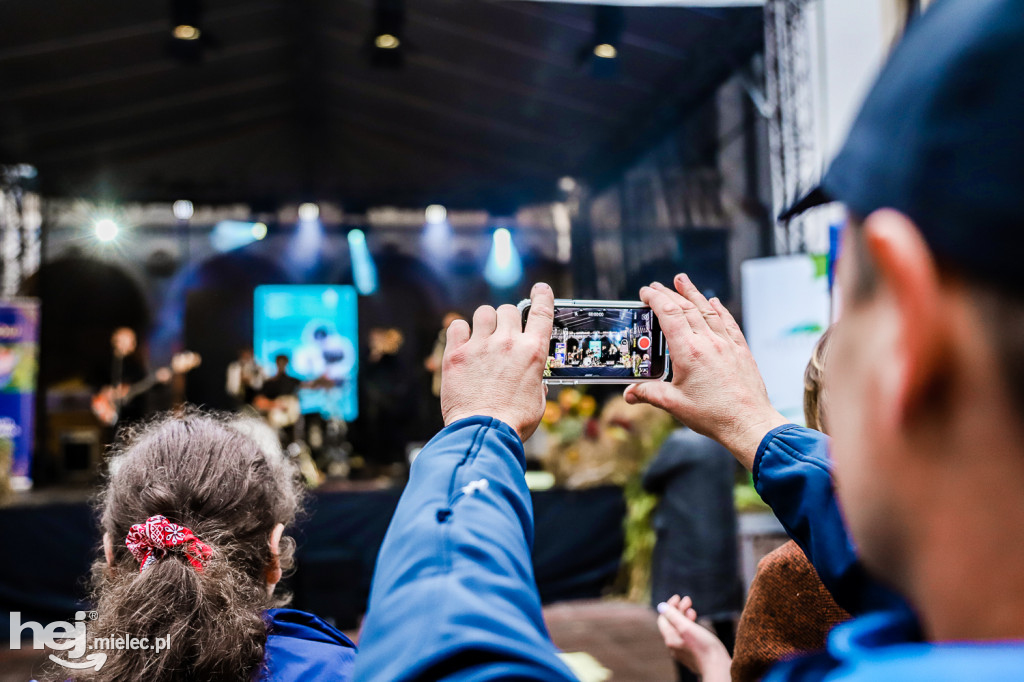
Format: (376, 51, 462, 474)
(262, 608, 357, 681)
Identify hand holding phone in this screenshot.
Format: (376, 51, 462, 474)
(518, 298, 668, 384)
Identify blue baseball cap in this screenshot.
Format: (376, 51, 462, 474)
(781, 0, 1024, 292)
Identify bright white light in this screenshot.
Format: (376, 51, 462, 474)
(375, 34, 400, 49)
(173, 24, 201, 41)
(298, 202, 320, 222)
(558, 176, 577, 193)
(173, 200, 194, 220)
(94, 219, 119, 242)
(252, 222, 268, 240)
(425, 204, 447, 225)
(594, 43, 617, 59)
(348, 229, 378, 295)
(484, 228, 523, 288)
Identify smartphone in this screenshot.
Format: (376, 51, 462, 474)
(518, 298, 668, 385)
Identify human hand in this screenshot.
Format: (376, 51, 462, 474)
(441, 283, 554, 441)
(624, 274, 787, 470)
(657, 595, 731, 681)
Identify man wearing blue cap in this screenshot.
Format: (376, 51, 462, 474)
(355, 0, 1024, 679)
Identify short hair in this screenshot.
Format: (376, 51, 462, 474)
(274, 353, 289, 364)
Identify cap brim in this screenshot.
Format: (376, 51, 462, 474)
(777, 186, 833, 222)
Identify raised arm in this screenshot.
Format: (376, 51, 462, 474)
(355, 283, 577, 682)
(626, 275, 908, 616)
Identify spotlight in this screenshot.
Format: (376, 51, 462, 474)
(172, 199, 194, 220)
(252, 222, 268, 240)
(172, 24, 201, 40)
(298, 202, 320, 222)
(424, 204, 447, 225)
(484, 228, 523, 289)
(94, 219, 119, 243)
(580, 6, 623, 77)
(370, 0, 404, 68)
(348, 229, 379, 295)
(558, 176, 577, 193)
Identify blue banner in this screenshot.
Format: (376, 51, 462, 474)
(0, 299, 39, 489)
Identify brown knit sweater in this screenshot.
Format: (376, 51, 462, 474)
(731, 540, 851, 682)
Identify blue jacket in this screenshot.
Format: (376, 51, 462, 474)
(355, 417, 577, 681)
(262, 608, 357, 680)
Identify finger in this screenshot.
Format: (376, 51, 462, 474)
(653, 282, 711, 336)
(624, 381, 677, 411)
(639, 285, 692, 339)
(667, 595, 682, 609)
(472, 305, 498, 339)
(660, 603, 698, 634)
(710, 297, 749, 349)
(657, 616, 685, 648)
(669, 275, 729, 338)
(524, 282, 555, 343)
(678, 595, 693, 613)
(446, 319, 471, 350)
(495, 304, 521, 337)
(686, 608, 698, 621)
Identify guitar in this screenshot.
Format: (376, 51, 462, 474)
(92, 351, 202, 425)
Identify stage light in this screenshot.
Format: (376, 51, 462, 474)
(173, 24, 201, 40)
(425, 204, 447, 225)
(252, 222, 268, 240)
(348, 229, 379, 295)
(172, 199, 194, 220)
(94, 219, 119, 243)
(211, 221, 265, 252)
(558, 176, 577, 193)
(484, 228, 523, 289)
(593, 43, 617, 59)
(375, 33, 400, 49)
(298, 202, 320, 222)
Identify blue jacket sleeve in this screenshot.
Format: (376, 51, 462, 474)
(354, 416, 578, 682)
(752, 424, 913, 618)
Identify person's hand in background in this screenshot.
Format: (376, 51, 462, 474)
(625, 274, 787, 469)
(441, 282, 554, 441)
(657, 595, 732, 682)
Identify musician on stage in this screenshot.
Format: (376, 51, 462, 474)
(92, 327, 172, 429)
(253, 354, 302, 444)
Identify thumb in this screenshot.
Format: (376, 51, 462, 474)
(624, 381, 677, 411)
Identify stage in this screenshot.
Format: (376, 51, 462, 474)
(0, 483, 626, 633)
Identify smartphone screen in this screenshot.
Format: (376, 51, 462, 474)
(522, 302, 667, 381)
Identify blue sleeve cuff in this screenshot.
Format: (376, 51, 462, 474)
(435, 415, 527, 472)
(752, 423, 803, 488)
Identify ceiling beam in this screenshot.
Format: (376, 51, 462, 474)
(0, 37, 289, 104)
(2, 73, 289, 142)
(0, 1, 282, 63)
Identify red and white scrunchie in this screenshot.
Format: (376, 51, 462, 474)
(125, 515, 213, 572)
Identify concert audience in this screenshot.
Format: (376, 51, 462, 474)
(60, 412, 355, 681)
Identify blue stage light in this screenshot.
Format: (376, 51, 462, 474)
(484, 228, 522, 288)
(211, 220, 264, 252)
(348, 229, 378, 295)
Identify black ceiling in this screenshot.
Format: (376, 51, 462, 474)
(0, 1, 763, 212)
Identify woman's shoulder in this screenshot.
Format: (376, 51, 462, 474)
(260, 608, 357, 681)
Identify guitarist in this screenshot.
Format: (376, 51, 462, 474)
(93, 327, 172, 429)
(252, 354, 302, 441)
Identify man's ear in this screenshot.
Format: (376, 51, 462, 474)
(266, 523, 285, 593)
(103, 532, 114, 567)
(862, 209, 951, 426)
